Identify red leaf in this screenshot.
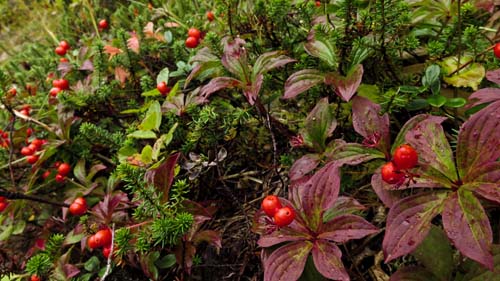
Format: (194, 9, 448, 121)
(442, 190, 494, 270)
(221, 37, 248, 79)
(370, 172, 402, 208)
(405, 117, 458, 183)
(242, 73, 263, 105)
(200, 77, 242, 101)
(457, 100, 500, 179)
(302, 97, 337, 152)
(311, 240, 349, 281)
(325, 64, 363, 102)
(463, 162, 500, 204)
(144, 152, 181, 203)
(485, 68, 500, 84)
(383, 191, 447, 263)
(467, 87, 500, 108)
(252, 51, 296, 77)
(258, 225, 311, 247)
(103, 45, 123, 60)
(392, 114, 444, 150)
(300, 162, 340, 231)
(352, 96, 391, 155)
(127, 32, 140, 54)
(289, 154, 320, 181)
(263, 241, 313, 281)
(283, 69, 325, 99)
(328, 142, 386, 166)
(318, 214, 378, 243)
(114, 66, 130, 87)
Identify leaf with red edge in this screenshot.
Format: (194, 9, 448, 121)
(301, 98, 337, 152)
(221, 37, 248, 80)
(242, 73, 263, 105)
(311, 240, 349, 281)
(289, 154, 320, 181)
(258, 224, 311, 247)
(252, 51, 296, 78)
(323, 196, 366, 222)
(325, 64, 363, 102)
(144, 152, 180, 203)
(200, 77, 242, 101)
(328, 142, 385, 166)
(392, 114, 444, 151)
(318, 214, 378, 243)
(456, 100, 500, 179)
(389, 266, 440, 281)
(405, 117, 457, 183)
(127, 32, 140, 54)
(442, 190, 494, 270)
(485, 68, 500, 84)
(383, 191, 447, 263)
(467, 88, 500, 108)
(352, 96, 391, 154)
(263, 241, 313, 281)
(370, 172, 402, 208)
(300, 162, 340, 231)
(185, 47, 221, 87)
(462, 162, 500, 204)
(283, 69, 325, 99)
(304, 39, 337, 67)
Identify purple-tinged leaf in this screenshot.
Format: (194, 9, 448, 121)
(371, 172, 402, 208)
(325, 64, 363, 102)
(318, 214, 378, 243)
(301, 98, 337, 152)
(258, 225, 311, 247)
(327, 142, 385, 166)
(289, 154, 320, 181)
(461, 245, 500, 281)
(311, 240, 349, 281)
(300, 162, 341, 231)
(252, 51, 296, 78)
(221, 37, 249, 80)
(58, 61, 73, 77)
(467, 88, 500, 108)
(144, 152, 180, 202)
(289, 175, 311, 210)
(199, 77, 242, 101)
(485, 68, 500, 84)
(242, 73, 263, 105)
(263, 241, 313, 281)
(412, 225, 454, 281)
(442, 190, 493, 270)
(389, 266, 440, 281)
(457, 100, 500, 179)
(323, 196, 366, 222)
(463, 161, 500, 202)
(471, 183, 500, 204)
(352, 96, 391, 155)
(79, 60, 94, 71)
(304, 39, 337, 67)
(405, 117, 457, 182)
(392, 114, 445, 151)
(383, 191, 447, 263)
(283, 69, 325, 99)
(185, 48, 222, 87)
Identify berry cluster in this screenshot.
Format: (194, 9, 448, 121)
(87, 227, 114, 258)
(261, 195, 296, 227)
(0, 129, 10, 148)
(185, 28, 202, 49)
(55, 40, 70, 56)
(21, 138, 45, 165)
(50, 78, 69, 97)
(69, 197, 87, 216)
(381, 144, 419, 185)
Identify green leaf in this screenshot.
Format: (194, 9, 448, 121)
(302, 98, 337, 152)
(0, 224, 13, 241)
(128, 130, 157, 139)
(155, 254, 177, 269)
(84, 256, 100, 272)
(74, 159, 86, 184)
(412, 226, 453, 281)
(304, 39, 337, 67)
(440, 56, 485, 90)
(142, 88, 161, 97)
(426, 95, 447, 107)
(444, 97, 466, 108)
(156, 68, 169, 85)
(164, 31, 172, 43)
(422, 65, 440, 87)
(407, 99, 429, 111)
(12, 221, 25, 235)
(139, 101, 162, 131)
(141, 145, 153, 164)
(64, 230, 85, 245)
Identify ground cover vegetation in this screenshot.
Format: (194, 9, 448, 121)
(0, 0, 499, 280)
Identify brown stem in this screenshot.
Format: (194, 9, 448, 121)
(0, 189, 70, 207)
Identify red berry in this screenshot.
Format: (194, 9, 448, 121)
(26, 127, 33, 137)
(69, 197, 87, 216)
(59, 40, 70, 50)
(0, 196, 5, 202)
(157, 81, 170, 96)
(0, 202, 7, 212)
(393, 144, 418, 170)
(94, 228, 112, 248)
(59, 58, 69, 63)
(315, 1, 321, 7)
(27, 155, 39, 164)
(206, 11, 215, 22)
(31, 139, 43, 150)
(7, 88, 16, 96)
(381, 162, 405, 184)
(88, 235, 99, 249)
(58, 163, 71, 176)
(187, 28, 201, 39)
(55, 174, 65, 183)
(21, 146, 35, 156)
(31, 274, 41, 281)
(185, 36, 199, 48)
(49, 87, 61, 97)
(55, 46, 67, 56)
(98, 19, 109, 30)
(54, 161, 61, 168)
(53, 79, 69, 90)
(273, 206, 295, 227)
(42, 170, 51, 180)
(261, 195, 282, 217)
(19, 108, 30, 117)
(494, 43, 500, 59)
(102, 245, 112, 258)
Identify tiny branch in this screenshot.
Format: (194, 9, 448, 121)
(0, 189, 70, 208)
